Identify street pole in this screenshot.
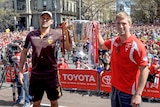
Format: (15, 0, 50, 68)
(14, 16, 16, 31)
(79, 0, 81, 20)
(54, 0, 57, 28)
(26, 0, 32, 30)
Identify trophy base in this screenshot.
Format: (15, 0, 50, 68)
(76, 50, 87, 59)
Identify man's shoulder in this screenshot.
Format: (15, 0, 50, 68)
(50, 28, 62, 33)
(28, 29, 40, 36)
(131, 34, 145, 46)
(50, 28, 62, 35)
(50, 28, 62, 40)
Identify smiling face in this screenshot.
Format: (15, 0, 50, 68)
(116, 17, 131, 36)
(115, 12, 132, 37)
(39, 13, 53, 28)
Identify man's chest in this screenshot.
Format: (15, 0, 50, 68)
(112, 41, 133, 63)
(30, 35, 58, 49)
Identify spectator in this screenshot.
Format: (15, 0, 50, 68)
(58, 57, 69, 69)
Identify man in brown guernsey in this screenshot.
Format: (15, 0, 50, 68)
(18, 11, 70, 107)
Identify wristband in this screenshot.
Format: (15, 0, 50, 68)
(134, 93, 142, 96)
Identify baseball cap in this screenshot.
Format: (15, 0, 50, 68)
(153, 55, 159, 61)
(41, 11, 52, 18)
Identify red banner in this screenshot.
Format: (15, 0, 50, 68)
(142, 82, 160, 98)
(58, 69, 98, 90)
(100, 71, 112, 93)
(5, 66, 16, 82)
(92, 21, 99, 65)
(99, 71, 160, 98)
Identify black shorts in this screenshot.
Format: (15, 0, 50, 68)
(29, 76, 62, 101)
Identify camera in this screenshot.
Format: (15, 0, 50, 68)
(11, 45, 18, 51)
(2, 40, 23, 65)
(5, 44, 21, 64)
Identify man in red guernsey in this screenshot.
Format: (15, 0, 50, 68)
(58, 57, 69, 69)
(98, 11, 149, 107)
(149, 56, 160, 87)
(150, 57, 160, 75)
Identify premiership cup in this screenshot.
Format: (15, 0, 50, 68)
(71, 20, 92, 59)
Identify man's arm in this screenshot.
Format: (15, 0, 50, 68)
(135, 65, 149, 95)
(18, 48, 28, 84)
(98, 26, 108, 50)
(19, 48, 28, 72)
(131, 65, 149, 106)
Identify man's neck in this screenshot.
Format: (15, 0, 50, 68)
(40, 27, 50, 38)
(120, 32, 131, 42)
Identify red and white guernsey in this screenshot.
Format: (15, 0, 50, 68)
(15, 52, 27, 73)
(104, 34, 148, 95)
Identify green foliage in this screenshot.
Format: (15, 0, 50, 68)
(0, 0, 19, 31)
(133, 0, 160, 23)
(81, 0, 115, 20)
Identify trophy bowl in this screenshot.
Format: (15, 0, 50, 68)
(71, 20, 91, 59)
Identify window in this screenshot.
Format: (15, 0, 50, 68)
(62, 0, 64, 11)
(74, 3, 77, 13)
(67, 1, 69, 11)
(33, 0, 37, 10)
(17, 0, 26, 10)
(64, 0, 67, 11)
(43, 0, 47, 10)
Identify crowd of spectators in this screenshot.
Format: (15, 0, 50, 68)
(98, 24, 160, 72)
(0, 24, 160, 71)
(0, 23, 160, 101)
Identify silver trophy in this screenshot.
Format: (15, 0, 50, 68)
(71, 20, 91, 59)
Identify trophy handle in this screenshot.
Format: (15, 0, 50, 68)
(61, 22, 72, 56)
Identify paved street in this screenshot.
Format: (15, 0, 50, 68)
(0, 82, 160, 107)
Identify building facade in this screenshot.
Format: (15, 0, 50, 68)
(8, 0, 77, 30)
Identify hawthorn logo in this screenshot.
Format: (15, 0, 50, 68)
(48, 36, 53, 44)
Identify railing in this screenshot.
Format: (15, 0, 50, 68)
(59, 68, 160, 99)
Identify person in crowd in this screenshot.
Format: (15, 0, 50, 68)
(12, 42, 32, 107)
(98, 11, 149, 107)
(149, 56, 160, 75)
(11, 44, 23, 106)
(75, 58, 90, 69)
(22, 52, 33, 107)
(58, 57, 69, 69)
(102, 52, 111, 71)
(75, 58, 81, 69)
(18, 11, 70, 107)
(0, 52, 3, 65)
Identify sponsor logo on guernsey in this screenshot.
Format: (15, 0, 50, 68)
(48, 36, 53, 44)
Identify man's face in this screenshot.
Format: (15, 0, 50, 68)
(116, 17, 131, 36)
(39, 14, 53, 28)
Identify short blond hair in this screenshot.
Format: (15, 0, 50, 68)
(116, 11, 132, 25)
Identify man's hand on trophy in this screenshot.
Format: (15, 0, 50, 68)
(61, 22, 73, 55)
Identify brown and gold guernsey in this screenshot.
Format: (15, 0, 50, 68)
(24, 29, 62, 87)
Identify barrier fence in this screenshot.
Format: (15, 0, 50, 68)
(58, 68, 160, 99)
(4, 68, 160, 98)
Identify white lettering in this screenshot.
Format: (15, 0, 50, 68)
(62, 74, 96, 82)
(68, 74, 73, 81)
(145, 82, 158, 89)
(78, 74, 84, 81)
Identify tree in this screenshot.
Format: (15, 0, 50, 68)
(133, 0, 160, 23)
(77, 0, 115, 22)
(0, 0, 19, 31)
